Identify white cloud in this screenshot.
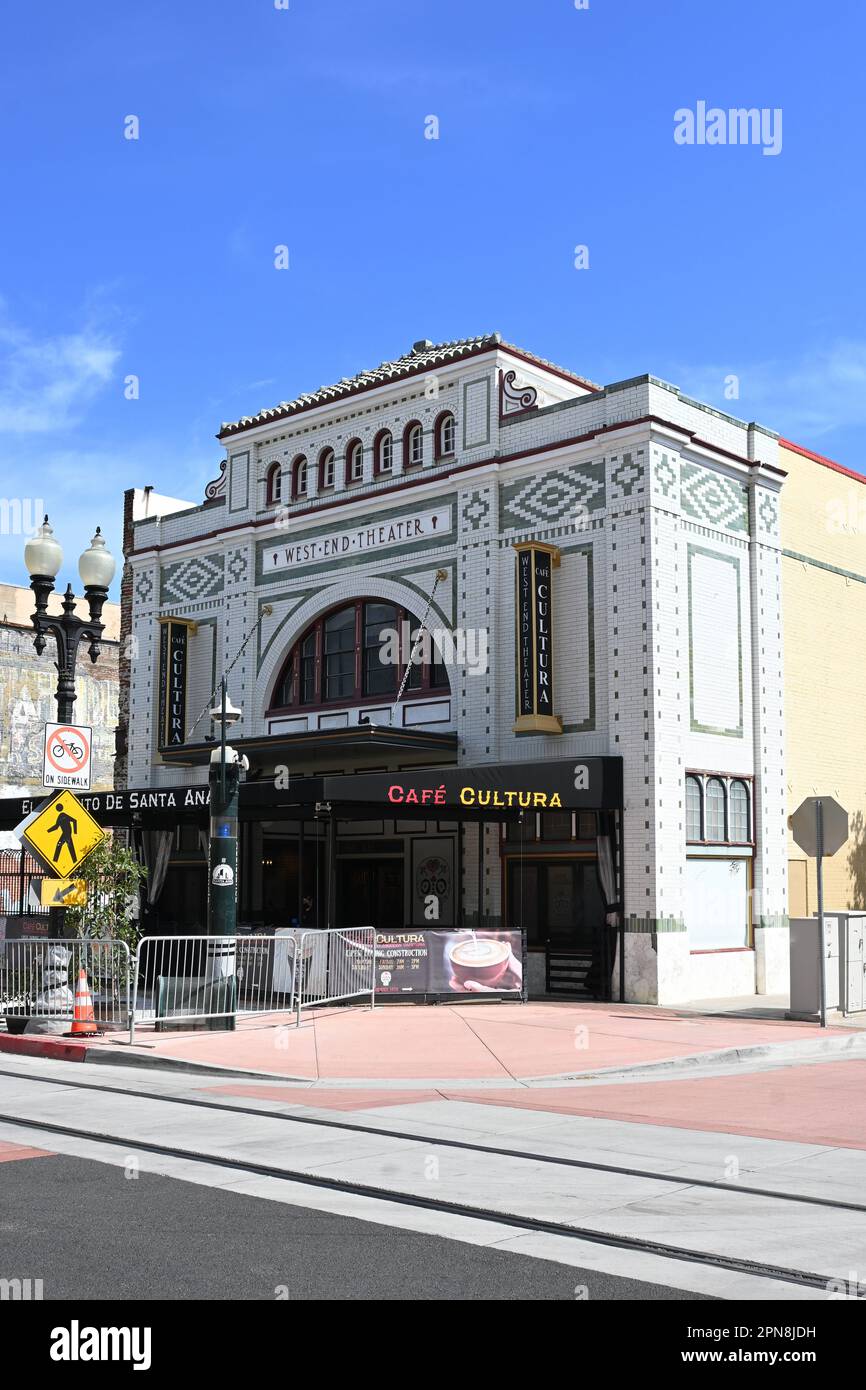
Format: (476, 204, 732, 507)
(672, 340, 866, 443)
(0, 308, 121, 433)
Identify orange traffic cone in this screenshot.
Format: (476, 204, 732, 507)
(70, 969, 98, 1036)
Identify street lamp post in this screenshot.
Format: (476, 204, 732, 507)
(23, 516, 115, 942)
(205, 678, 246, 1029)
(24, 516, 116, 723)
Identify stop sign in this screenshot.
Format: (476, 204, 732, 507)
(790, 796, 849, 858)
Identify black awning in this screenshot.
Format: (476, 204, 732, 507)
(158, 723, 459, 770)
(0, 757, 622, 831)
(319, 757, 622, 819)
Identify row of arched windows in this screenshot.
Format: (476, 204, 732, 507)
(264, 411, 456, 506)
(686, 773, 752, 844)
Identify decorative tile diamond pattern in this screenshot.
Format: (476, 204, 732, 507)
(227, 548, 248, 583)
(609, 452, 644, 499)
(161, 553, 225, 603)
(681, 462, 747, 533)
(502, 460, 605, 529)
(134, 572, 154, 604)
(758, 492, 778, 536)
(654, 452, 678, 499)
(460, 489, 490, 533)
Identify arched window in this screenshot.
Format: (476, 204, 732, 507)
(729, 780, 750, 841)
(345, 439, 364, 485)
(318, 447, 335, 491)
(403, 421, 423, 468)
(291, 455, 308, 500)
(374, 429, 393, 475)
(265, 461, 282, 506)
(686, 775, 703, 841)
(705, 778, 726, 841)
(268, 599, 451, 712)
(434, 410, 456, 459)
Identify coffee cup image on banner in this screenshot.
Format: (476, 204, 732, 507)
(444, 933, 523, 993)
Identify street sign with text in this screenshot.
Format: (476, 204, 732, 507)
(42, 722, 93, 792)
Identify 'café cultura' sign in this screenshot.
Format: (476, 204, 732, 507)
(513, 541, 562, 735)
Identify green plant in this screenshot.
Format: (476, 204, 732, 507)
(64, 835, 147, 950)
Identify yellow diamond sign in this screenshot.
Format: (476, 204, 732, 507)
(16, 791, 105, 877)
(39, 879, 88, 908)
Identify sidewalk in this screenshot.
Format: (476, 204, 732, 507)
(5, 999, 860, 1085)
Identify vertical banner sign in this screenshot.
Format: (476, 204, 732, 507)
(157, 618, 196, 748)
(513, 542, 562, 734)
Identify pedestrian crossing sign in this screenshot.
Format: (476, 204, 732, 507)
(15, 790, 105, 877)
(39, 878, 88, 908)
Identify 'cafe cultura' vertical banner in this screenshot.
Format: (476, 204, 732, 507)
(513, 541, 562, 735)
(157, 618, 197, 749)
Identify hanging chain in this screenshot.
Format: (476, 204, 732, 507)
(186, 603, 274, 741)
(389, 569, 448, 725)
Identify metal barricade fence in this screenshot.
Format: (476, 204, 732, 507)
(129, 933, 298, 1042)
(0, 938, 131, 1028)
(294, 927, 376, 1025)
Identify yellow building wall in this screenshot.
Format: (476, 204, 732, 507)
(781, 442, 866, 913)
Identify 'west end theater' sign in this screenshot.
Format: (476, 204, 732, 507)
(513, 541, 562, 735)
(157, 618, 196, 748)
(265, 506, 451, 573)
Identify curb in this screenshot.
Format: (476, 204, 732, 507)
(0, 1035, 90, 1064)
(4, 1024, 865, 1089)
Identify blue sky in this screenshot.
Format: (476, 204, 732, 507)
(1, 0, 864, 596)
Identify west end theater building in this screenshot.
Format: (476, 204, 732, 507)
(110, 334, 790, 1005)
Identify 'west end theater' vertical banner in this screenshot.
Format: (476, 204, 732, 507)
(513, 542, 562, 735)
(157, 618, 197, 749)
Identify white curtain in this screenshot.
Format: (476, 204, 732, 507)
(142, 830, 174, 906)
(596, 822, 620, 927)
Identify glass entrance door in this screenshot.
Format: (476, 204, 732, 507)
(506, 857, 608, 998)
(506, 858, 604, 950)
(337, 859, 404, 928)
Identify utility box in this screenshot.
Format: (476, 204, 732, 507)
(789, 916, 840, 1017)
(841, 913, 866, 1014)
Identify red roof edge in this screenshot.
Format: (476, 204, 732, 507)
(780, 438, 866, 486)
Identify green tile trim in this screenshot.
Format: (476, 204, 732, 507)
(624, 914, 687, 934)
(687, 543, 744, 737)
(782, 549, 866, 586)
(756, 914, 790, 930)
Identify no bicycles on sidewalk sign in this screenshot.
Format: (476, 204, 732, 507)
(42, 721, 93, 792)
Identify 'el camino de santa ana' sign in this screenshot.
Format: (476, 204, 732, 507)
(265, 506, 451, 572)
(513, 541, 562, 735)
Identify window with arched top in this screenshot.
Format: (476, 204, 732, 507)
(403, 421, 423, 468)
(291, 455, 308, 500)
(345, 439, 364, 485)
(268, 599, 450, 712)
(434, 410, 456, 459)
(374, 429, 393, 476)
(318, 447, 335, 491)
(705, 778, 726, 841)
(686, 775, 703, 841)
(729, 780, 750, 842)
(265, 461, 282, 506)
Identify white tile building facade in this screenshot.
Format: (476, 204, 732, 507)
(122, 335, 789, 1004)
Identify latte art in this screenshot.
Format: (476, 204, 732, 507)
(449, 938, 510, 969)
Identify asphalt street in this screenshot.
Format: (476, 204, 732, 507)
(0, 1151, 701, 1301)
